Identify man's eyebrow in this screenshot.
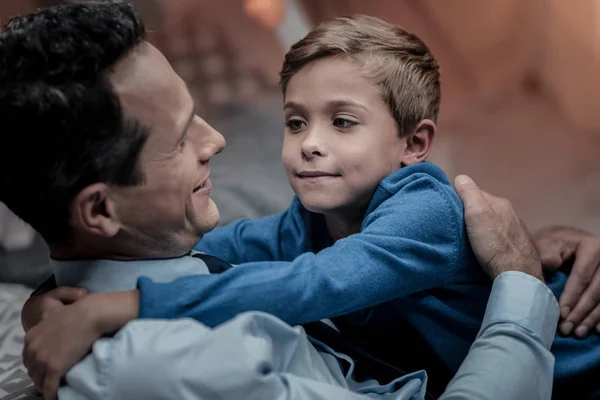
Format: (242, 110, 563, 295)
(176, 107, 195, 146)
(176, 82, 195, 145)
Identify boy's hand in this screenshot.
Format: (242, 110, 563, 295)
(22, 290, 139, 400)
(535, 226, 600, 338)
(453, 175, 543, 282)
(21, 287, 87, 332)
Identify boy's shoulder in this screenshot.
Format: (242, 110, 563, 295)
(369, 162, 461, 215)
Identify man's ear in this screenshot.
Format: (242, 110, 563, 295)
(70, 183, 120, 238)
(401, 119, 436, 166)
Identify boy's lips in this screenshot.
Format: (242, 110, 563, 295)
(296, 171, 341, 178)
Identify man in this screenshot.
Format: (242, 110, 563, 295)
(1, 2, 558, 399)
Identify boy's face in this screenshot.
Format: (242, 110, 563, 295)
(282, 57, 406, 215)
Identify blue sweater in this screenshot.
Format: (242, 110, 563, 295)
(138, 162, 600, 398)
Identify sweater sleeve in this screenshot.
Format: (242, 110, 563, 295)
(193, 198, 309, 264)
(139, 176, 472, 327)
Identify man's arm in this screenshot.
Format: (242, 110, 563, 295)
(441, 175, 556, 400)
(441, 272, 558, 400)
(58, 314, 373, 400)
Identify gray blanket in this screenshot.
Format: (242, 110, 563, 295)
(0, 283, 39, 399)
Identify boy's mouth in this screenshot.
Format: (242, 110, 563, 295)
(296, 171, 342, 181)
(296, 171, 341, 178)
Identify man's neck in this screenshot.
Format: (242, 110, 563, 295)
(50, 240, 191, 261)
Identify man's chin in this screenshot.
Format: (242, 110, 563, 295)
(195, 200, 220, 236)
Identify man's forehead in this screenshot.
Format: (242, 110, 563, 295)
(110, 42, 176, 97)
(109, 41, 190, 128)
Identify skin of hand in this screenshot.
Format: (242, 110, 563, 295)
(21, 287, 87, 332)
(534, 226, 600, 338)
(22, 290, 139, 400)
(453, 174, 543, 282)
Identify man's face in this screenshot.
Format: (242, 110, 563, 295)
(282, 57, 406, 216)
(108, 42, 225, 254)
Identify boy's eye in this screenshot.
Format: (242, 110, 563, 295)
(286, 118, 306, 132)
(333, 118, 356, 129)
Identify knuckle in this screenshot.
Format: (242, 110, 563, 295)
(42, 381, 55, 397)
(48, 361, 61, 375)
(590, 288, 600, 304)
(464, 203, 487, 219)
(576, 268, 595, 284)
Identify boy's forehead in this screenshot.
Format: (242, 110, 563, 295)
(285, 58, 384, 109)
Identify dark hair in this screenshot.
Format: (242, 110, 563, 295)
(0, 1, 148, 245)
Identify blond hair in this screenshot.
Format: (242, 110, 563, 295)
(280, 15, 440, 135)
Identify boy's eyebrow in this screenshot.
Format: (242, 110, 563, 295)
(284, 99, 370, 113)
(283, 101, 306, 111)
(326, 99, 370, 113)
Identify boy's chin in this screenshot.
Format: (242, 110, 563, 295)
(299, 197, 349, 216)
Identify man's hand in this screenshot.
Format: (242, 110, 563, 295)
(21, 287, 87, 332)
(453, 175, 543, 282)
(22, 290, 139, 400)
(534, 226, 600, 338)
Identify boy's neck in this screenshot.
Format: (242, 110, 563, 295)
(324, 212, 364, 242)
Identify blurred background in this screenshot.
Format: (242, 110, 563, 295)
(1, 0, 600, 286)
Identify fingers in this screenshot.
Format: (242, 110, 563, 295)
(42, 368, 61, 400)
(51, 287, 87, 304)
(454, 175, 492, 219)
(539, 249, 566, 270)
(574, 303, 600, 338)
(558, 237, 600, 329)
(23, 327, 61, 400)
(454, 175, 484, 205)
(559, 254, 600, 337)
(23, 328, 46, 393)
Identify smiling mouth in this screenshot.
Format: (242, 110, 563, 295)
(193, 179, 209, 192)
(296, 171, 341, 178)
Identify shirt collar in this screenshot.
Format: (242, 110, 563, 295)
(50, 251, 210, 293)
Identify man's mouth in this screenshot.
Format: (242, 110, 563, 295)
(193, 178, 211, 193)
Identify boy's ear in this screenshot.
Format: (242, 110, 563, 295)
(70, 183, 121, 238)
(401, 119, 436, 166)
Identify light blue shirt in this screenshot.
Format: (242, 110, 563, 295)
(51, 255, 558, 400)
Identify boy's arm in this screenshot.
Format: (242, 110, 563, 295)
(139, 178, 470, 327)
(193, 198, 306, 264)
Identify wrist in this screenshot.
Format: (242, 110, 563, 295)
(83, 290, 139, 334)
(494, 262, 544, 282)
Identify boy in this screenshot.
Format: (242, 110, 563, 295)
(25, 14, 600, 398)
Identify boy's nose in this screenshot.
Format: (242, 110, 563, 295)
(301, 133, 326, 159)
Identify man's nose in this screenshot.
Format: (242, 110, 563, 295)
(195, 121, 226, 163)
